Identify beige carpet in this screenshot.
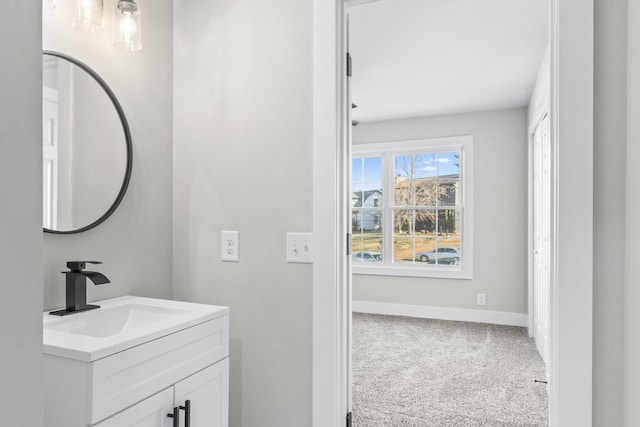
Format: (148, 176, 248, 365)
(352, 313, 548, 427)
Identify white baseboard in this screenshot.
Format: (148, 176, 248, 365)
(353, 301, 529, 327)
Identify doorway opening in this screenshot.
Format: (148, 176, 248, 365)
(312, 0, 592, 426)
(347, 0, 550, 424)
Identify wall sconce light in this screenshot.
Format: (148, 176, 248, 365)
(114, 0, 142, 51)
(72, 0, 104, 32)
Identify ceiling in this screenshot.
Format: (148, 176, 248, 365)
(348, 0, 549, 123)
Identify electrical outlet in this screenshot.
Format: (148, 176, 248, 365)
(477, 293, 486, 306)
(286, 232, 313, 263)
(221, 230, 239, 262)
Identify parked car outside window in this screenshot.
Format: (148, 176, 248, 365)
(416, 247, 459, 263)
(352, 251, 382, 262)
(427, 257, 460, 265)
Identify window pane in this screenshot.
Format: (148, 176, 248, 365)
(394, 209, 462, 266)
(392, 236, 414, 264)
(432, 209, 462, 265)
(437, 151, 461, 206)
(437, 208, 461, 237)
(352, 211, 363, 234)
(361, 210, 382, 232)
(394, 153, 438, 207)
(351, 188, 363, 208)
(393, 208, 414, 235)
(362, 190, 381, 208)
(394, 208, 439, 236)
(352, 211, 383, 263)
(352, 187, 381, 208)
(415, 180, 437, 207)
(437, 151, 460, 176)
(438, 178, 460, 206)
(352, 158, 363, 183)
(394, 155, 413, 206)
(415, 209, 436, 234)
(363, 157, 382, 182)
(351, 211, 364, 257)
(353, 156, 382, 208)
(393, 209, 419, 264)
(415, 236, 436, 262)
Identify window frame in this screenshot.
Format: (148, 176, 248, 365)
(352, 135, 473, 279)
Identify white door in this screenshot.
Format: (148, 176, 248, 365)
(42, 86, 58, 229)
(532, 113, 550, 368)
(540, 113, 551, 368)
(174, 359, 229, 427)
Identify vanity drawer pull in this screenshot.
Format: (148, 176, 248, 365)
(180, 400, 191, 427)
(167, 406, 179, 427)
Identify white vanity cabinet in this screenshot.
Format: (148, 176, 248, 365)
(43, 296, 229, 427)
(95, 360, 229, 427)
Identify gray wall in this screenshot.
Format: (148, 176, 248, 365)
(42, 0, 174, 309)
(172, 0, 312, 426)
(352, 108, 528, 315)
(0, 2, 43, 426)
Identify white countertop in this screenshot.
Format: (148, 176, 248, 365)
(43, 295, 229, 362)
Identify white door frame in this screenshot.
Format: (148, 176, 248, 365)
(312, 1, 350, 426)
(312, 0, 593, 426)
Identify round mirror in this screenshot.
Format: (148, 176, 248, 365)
(42, 51, 132, 234)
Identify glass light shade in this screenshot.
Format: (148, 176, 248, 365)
(44, 0, 56, 11)
(114, 0, 142, 52)
(72, 0, 104, 32)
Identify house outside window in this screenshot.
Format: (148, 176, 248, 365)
(352, 135, 473, 279)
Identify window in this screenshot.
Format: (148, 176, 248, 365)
(351, 136, 473, 279)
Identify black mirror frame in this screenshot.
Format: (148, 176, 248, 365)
(43, 51, 133, 235)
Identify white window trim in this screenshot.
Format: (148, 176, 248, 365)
(352, 135, 473, 279)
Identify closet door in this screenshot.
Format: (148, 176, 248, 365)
(532, 113, 550, 368)
(174, 359, 229, 427)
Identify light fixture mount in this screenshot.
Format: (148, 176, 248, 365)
(116, 0, 138, 14)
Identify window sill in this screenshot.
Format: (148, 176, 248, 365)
(352, 264, 472, 280)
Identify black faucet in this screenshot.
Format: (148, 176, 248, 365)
(49, 261, 111, 316)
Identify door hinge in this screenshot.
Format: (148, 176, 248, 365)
(346, 233, 352, 256)
(346, 53, 352, 77)
(346, 412, 352, 427)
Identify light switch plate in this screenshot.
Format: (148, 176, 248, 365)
(286, 232, 313, 263)
(221, 230, 239, 262)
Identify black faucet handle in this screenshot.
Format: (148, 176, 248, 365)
(66, 261, 103, 271)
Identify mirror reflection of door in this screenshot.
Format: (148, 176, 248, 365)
(43, 56, 75, 231)
(42, 53, 131, 233)
(42, 86, 58, 230)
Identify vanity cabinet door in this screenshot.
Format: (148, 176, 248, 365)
(93, 388, 174, 427)
(174, 358, 229, 427)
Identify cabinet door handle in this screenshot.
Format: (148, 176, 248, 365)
(180, 400, 191, 427)
(167, 406, 179, 427)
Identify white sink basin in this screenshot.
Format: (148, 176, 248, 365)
(44, 303, 189, 338)
(43, 296, 229, 361)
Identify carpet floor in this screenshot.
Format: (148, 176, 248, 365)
(352, 313, 548, 427)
